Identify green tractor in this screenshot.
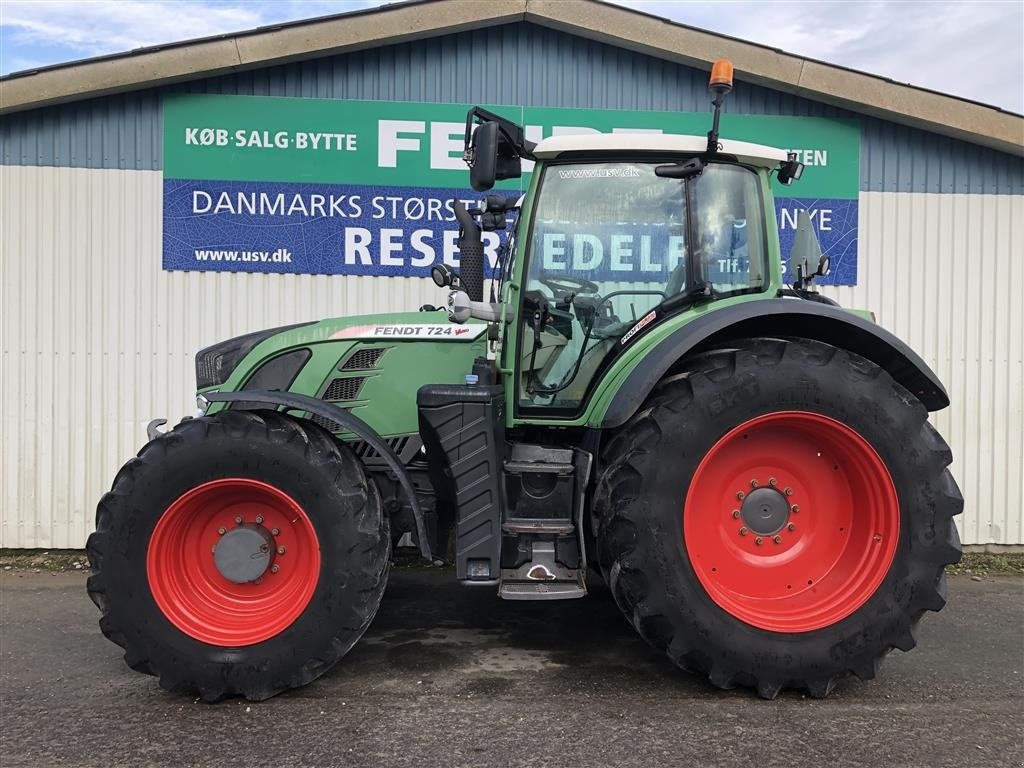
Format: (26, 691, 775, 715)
(87, 61, 962, 701)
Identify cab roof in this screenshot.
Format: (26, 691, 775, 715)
(532, 133, 789, 168)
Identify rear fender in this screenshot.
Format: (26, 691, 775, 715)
(600, 299, 949, 428)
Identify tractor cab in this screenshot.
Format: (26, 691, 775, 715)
(510, 135, 784, 413)
(444, 106, 803, 420)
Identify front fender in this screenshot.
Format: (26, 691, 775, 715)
(599, 299, 949, 428)
(201, 390, 431, 560)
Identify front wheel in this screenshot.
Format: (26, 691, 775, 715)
(594, 337, 962, 698)
(86, 410, 390, 701)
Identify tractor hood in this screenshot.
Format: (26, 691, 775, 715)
(197, 311, 489, 439)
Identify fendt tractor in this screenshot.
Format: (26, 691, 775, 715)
(88, 60, 962, 701)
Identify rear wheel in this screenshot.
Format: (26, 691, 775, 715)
(87, 410, 390, 701)
(594, 337, 962, 698)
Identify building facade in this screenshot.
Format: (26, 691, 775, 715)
(1, 0, 1022, 548)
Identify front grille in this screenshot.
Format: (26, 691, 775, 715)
(340, 347, 385, 371)
(353, 436, 411, 461)
(323, 376, 366, 401)
(349, 436, 423, 465)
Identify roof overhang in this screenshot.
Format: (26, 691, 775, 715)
(1, 0, 1021, 157)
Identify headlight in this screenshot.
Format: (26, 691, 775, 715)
(195, 322, 314, 389)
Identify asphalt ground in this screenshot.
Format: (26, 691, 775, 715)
(1, 568, 1022, 768)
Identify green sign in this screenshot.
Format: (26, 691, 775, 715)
(164, 94, 858, 198)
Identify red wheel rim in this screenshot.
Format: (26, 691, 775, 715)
(146, 478, 321, 647)
(683, 411, 899, 633)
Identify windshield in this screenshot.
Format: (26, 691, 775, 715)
(518, 160, 767, 411)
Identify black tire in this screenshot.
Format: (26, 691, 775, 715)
(86, 410, 390, 701)
(594, 337, 962, 699)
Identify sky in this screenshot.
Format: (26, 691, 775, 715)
(1, 0, 1021, 113)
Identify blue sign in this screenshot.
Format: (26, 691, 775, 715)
(163, 179, 857, 285)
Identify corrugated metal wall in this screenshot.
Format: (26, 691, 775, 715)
(2, 165, 1021, 547)
(0, 167, 438, 548)
(832, 192, 1024, 546)
(2, 21, 1022, 547)
(2, 23, 1022, 195)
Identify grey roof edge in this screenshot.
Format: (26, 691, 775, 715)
(1, 0, 1021, 156)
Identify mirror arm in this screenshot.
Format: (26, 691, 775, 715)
(447, 290, 513, 324)
(463, 106, 536, 161)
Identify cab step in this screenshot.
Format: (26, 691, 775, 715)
(502, 518, 575, 535)
(499, 581, 586, 600)
(498, 541, 586, 601)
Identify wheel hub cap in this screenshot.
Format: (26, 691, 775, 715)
(213, 524, 275, 584)
(740, 487, 790, 535)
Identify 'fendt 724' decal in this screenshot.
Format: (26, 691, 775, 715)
(330, 324, 486, 341)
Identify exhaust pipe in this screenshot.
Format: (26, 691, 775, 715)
(453, 200, 485, 302)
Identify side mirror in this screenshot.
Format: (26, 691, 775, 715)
(469, 121, 499, 192)
(777, 152, 805, 186)
(815, 254, 831, 277)
(468, 121, 522, 192)
(431, 263, 455, 288)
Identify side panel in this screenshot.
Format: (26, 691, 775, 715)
(527, 293, 779, 428)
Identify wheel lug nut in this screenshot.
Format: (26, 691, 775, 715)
(271, 528, 280, 536)
(873, 534, 882, 542)
(739, 527, 748, 536)
(750, 479, 759, 488)
(254, 577, 263, 585)
(270, 564, 280, 574)
(787, 523, 796, 532)
(731, 509, 741, 519)
(255, 514, 264, 524)
(773, 535, 782, 544)
(736, 491, 745, 500)
(784, 487, 793, 496)
(768, 477, 777, 487)
(259, 544, 269, 553)
(217, 527, 226, 535)
(754, 537, 763, 546)
(234, 515, 243, 524)
(277, 546, 286, 555)
(791, 504, 800, 513)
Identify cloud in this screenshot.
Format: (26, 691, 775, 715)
(0, 0, 379, 72)
(612, 0, 1024, 113)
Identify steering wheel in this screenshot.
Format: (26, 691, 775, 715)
(539, 273, 599, 296)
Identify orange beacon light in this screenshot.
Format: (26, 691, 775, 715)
(705, 59, 734, 154)
(709, 59, 734, 94)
